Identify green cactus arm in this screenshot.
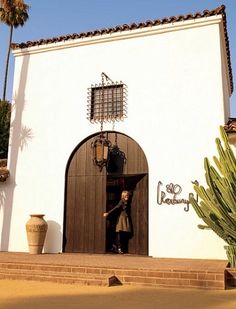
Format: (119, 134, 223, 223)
(189, 195, 205, 218)
(210, 213, 236, 239)
(203, 217, 230, 244)
(213, 178, 236, 213)
(216, 129, 236, 176)
(193, 185, 222, 218)
(205, 172, 236, 225)
(220, 126, 236, 164)
(197, 224, 211, 230)
(220, 221, 236, 238)
(215, 143, 236, 177)
(206, 166, 236, 213)
(203, 161, 236, 224)
(205, 185, 236, 228)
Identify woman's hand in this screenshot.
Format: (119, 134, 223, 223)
(103, 212, 108, 217)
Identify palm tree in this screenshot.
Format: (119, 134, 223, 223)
(0, 0, 29, 100)
(0, 99, 11, 158)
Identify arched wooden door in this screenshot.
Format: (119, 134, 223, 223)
(63, 132, 148, 255)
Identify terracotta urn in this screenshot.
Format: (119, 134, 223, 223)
(26, 214, 48, 254)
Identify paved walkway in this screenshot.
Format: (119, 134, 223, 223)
(1, 279, 236, 309)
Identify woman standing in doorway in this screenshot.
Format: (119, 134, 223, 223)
(103, 190, 132, 254)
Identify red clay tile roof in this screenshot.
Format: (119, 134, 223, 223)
(11, 5, 233, 93)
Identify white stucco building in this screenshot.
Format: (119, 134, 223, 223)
(0, 5, 234, 260)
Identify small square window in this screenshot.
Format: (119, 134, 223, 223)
(87, 82, 127, 123)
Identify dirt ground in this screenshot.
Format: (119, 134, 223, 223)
(0, 280, 236, 309)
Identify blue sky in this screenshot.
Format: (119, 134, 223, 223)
(0, 0, 235, 116)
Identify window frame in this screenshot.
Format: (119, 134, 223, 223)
(87, 82, 127, 123)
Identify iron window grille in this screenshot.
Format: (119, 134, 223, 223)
(87, 82, 128, 123)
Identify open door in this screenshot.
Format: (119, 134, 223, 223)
(106, 174, 148, 255)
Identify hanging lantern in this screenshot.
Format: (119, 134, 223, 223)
(89, 73, 127, 171)
(92, 134, 111, 171)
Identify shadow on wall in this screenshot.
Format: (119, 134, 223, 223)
(44, 220, 62, 253)
(0, 53, 31, 251)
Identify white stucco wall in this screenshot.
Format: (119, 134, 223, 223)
(0, 15, 231, 259)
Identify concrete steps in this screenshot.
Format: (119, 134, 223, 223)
(0, 261, 226, 289)
(0, 263, 109, 286)
(225, 268, 236, 288)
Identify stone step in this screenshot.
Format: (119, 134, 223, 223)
(225, 268, 236, 288)
(0, 271, 109, 286)
(0, 262, 226, 289)
(0, 263, 111, 286)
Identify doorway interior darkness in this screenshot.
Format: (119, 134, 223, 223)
(63, 131, 148, 255)
(106, 174, 147, 254)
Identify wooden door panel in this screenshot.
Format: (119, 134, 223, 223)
(64, 176, 76, 252)
(65, 174, 106, 253)
(73, 176, 86, 252)
(128, 175, 148, 255)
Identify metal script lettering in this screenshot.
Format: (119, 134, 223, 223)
(157, 181, 195, 212)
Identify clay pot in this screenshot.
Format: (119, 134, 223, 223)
(26, 214, 48, 254)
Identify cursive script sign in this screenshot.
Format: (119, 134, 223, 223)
(157, 181, 196, 212)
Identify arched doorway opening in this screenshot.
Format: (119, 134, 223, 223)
(63, 131, 148, 255)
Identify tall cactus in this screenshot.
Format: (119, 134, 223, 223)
(190, 126, 236, 267)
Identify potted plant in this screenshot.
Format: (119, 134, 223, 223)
(190, 126, 236, 267)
